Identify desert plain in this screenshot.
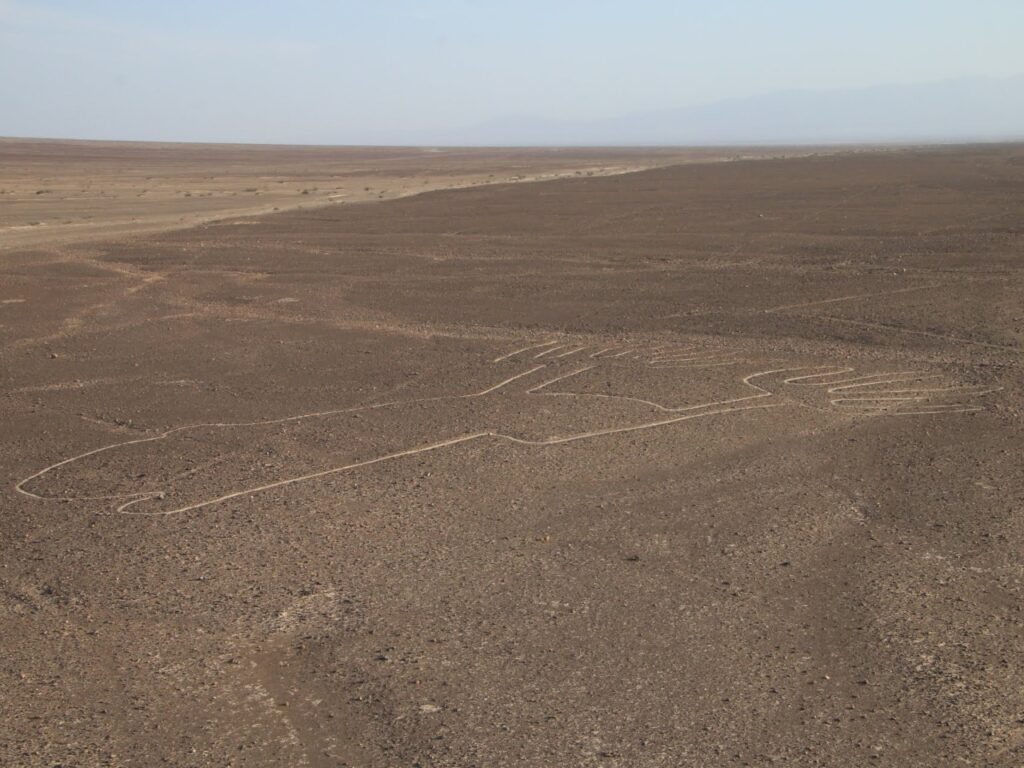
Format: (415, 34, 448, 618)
(1, 139, 1022, 767)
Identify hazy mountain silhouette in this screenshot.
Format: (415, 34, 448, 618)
(345, 75, 1024, 146)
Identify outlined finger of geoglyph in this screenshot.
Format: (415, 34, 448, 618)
(778, 367, 1000, 416)
(492, 339, 740, 368)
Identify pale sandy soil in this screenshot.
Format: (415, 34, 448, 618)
(0, 139, 817, 250)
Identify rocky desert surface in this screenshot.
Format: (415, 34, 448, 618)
(1, 141, 1022, 767)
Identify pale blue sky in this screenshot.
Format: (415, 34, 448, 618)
(1, 0, 1022, 143)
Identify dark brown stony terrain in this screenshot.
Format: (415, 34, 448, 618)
(2, 144, 1022, 767)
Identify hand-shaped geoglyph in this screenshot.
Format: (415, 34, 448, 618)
(15, 339, 998, 516)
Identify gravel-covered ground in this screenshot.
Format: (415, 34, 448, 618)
(2, 144, 1022, 767)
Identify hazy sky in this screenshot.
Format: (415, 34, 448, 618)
(2, 0, 1022, 143)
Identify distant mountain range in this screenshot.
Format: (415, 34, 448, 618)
(343, 75, 1024, 146)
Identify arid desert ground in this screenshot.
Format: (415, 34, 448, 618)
(0, 140, 785, 251)
(1, 141, 1022, 766)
